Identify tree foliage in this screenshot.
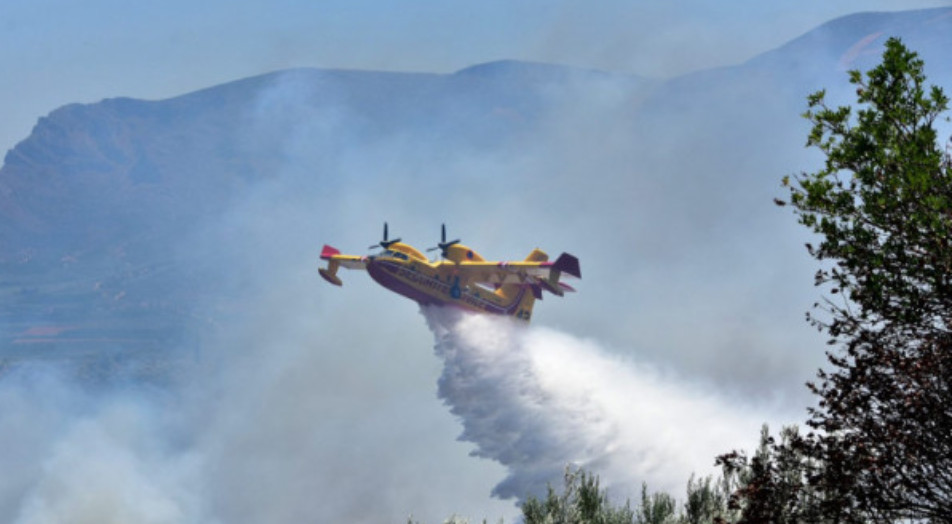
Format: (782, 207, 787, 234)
(770, 37, 952, 521)
(787, 37, 952, 344)
(717, 426, 829, 523)
(520, 467, 738, 524)
(521, 468, 636, 524)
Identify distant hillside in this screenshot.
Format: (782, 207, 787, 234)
(0, 61, 643, 357)
(1, 7, 950, 386)
(747, 8, 952, 79)
(0, 64, 639, 265)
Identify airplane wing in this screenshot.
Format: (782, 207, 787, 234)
(319, 245, 367, 285)
(455, 253, 581, 296)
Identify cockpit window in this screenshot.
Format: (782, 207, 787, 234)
(380, 250, 408, 260)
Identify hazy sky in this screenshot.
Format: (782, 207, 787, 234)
(2, 0, 951, 153)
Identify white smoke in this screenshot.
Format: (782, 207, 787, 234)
(426, 306, 779, 502)
(0, 300, 790, 523)
(0, 300, 511, 523)
(0, 365, 203, 524)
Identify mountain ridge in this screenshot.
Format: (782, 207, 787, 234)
(2, 7, 951, 371)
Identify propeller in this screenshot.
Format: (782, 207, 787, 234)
(369, 222, 401, 250)
(427, 223, 460, 259)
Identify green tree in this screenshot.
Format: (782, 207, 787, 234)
(683, 474, 737, 524)
(521, 467, 635, 524)
(521, 467, 737, 524)
(636, 483, 676, 524)
(717, 426, 827, 523)
(778, 37, 952, 521)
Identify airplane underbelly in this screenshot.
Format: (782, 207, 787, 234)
(367, 261, 446, 306)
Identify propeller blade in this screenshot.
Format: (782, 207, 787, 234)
(371, 222, 400, 250)
(428, 224, 460, 258)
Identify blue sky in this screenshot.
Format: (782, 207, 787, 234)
(1, 0, 950, 152)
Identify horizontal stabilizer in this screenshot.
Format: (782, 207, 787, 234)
(319, 267, 343, 286)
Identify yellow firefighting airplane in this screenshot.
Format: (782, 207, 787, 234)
(319, 224, 580, 321)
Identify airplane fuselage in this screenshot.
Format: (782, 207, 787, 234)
(319, 227, 578, 322)
(365, 256, 531, 318)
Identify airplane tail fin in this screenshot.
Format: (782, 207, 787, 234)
(552, 252, 581, 279)
(536, 252, 581, 297)
(495, 249, 549, 322)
